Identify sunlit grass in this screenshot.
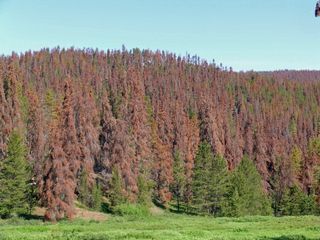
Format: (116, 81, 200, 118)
(0, 213, 319, 239)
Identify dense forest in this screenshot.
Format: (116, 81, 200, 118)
(0, 48, 320, 221)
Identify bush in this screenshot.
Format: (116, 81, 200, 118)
(112, 204, 150, 217)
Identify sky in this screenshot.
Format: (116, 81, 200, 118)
(0, 0, 319, 71)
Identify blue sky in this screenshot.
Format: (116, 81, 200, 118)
(0, 0, 319, 71)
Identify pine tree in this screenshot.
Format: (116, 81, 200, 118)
(137, 172, 152, 206)
(0, 131, 28, 218)
(227, 155, 272, 216)
(280, 186, 300, 216)
(290, 146, 302, 184)
(128, 66, 152, 199)
(192, 141, 211, 213)
(76, 84, 99, 185)
(225, 189, 241, 217)
(91, 182, 102, 211)
(270, 156, 288, 216)
(151, 102, 173, 205)
(0, 69, 11, 160)
(78, 168, 102, 210)
(307, 137, 320, 210)
(192, 142, 230, 216)
(305, 137, 320, 195)
(171, 150, 186, 212)
(26, 90, 45, 203)
(300, 193, 317, 215)
(99, 92, 136, 201)
(42, 106, 76, 221)
(61, 79, 81, 177)
(280, 185, 316, 216)
(109, 167, 126, 207)
(26, 171, 38, 215)
(314, 166, 320, 210)
(42, 79, 80, 221)
(78, 168, 90, 207)
(207, 154, 229, 217)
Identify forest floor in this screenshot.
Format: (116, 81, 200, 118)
(0, 211, 320, 240)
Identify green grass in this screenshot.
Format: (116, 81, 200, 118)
(112, 203, 150, 217)
(0, 214, 320, 240)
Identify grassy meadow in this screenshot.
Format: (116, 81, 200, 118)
(0, 213, 320, 240)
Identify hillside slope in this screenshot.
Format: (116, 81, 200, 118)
(1, 48, 320, 216)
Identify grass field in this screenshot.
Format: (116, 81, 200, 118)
(0, 213, 320, 240)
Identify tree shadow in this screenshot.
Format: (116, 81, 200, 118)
(260, 235, 307, 240)
(166, 202, 199, 216)
(152, 199, 166, 210)
(101, 202, 112, 214)
(18, 213, 44, 221)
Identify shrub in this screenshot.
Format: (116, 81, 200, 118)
(112, 204, 150, 217)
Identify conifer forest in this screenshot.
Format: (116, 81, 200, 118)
(1, 48, 320, 226)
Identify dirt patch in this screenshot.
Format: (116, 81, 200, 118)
(75, 207, 108, 221)
(32, 207, 108, 221)
(33, 207, 46, 218)
(150, 206, 164, 215)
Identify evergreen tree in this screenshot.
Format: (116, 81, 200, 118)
(224, 189, 241, 217)
(109, 167, 126, 207)
(290, 146, 302, 182)
(78, 168, 102, 211)
(171, 150, 186, 212)
(26, 90, 45, 200)
(78, 168, 90, 207)
(61, 80, 81, 178)
(270, 156, 288, 216)
(300, 194, 317, 215)
(26, 175, 38, 215)
(0, 131, 28, 218)
(192, 141, 211, 213)
(280, 186, 301, 216)
(308, 138, 320, 211)
(227, 155, 272, 216)
(137, 172, 152, 206)
(207, 154, 229, 217)
(192, 142, 229, 215)
(314, 166, 320, 211)
(42, 107, 76, 221)
(280, 185, 316, 216)
(91, 182, 102, 211)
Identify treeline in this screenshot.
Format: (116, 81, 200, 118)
(0, 48, 320, 220)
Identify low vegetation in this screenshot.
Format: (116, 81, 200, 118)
(0, 213, 319, 240)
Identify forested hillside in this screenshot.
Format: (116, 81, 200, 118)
(1, 48, 320, 220)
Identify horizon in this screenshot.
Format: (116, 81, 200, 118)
(3, 46, 320, 73)
(0, 0, 320, 71)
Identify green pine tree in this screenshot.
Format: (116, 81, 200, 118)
(91, 182, 102, 211)
(109, 167, 126, 208)
(313, 166, 320, 213)
(207, 154, 229, 217)
(0, 131, 29, 218)
(78, 168, 90, 207)
(192, 141, 212, 213)
(290, 146, 302, 180)
(227, 155, 272, 216)
(171, 150, 186, 212)
(26, 174, 38, 215)
(192, 142, 229, 216)
(137, 173, 152, 206)
(280, 185, 316, 216)
(280, 186, 301, 216)
(224, 188, 241, 217)
(270, 156, 286, 216)
(300, 194, 317, 215)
